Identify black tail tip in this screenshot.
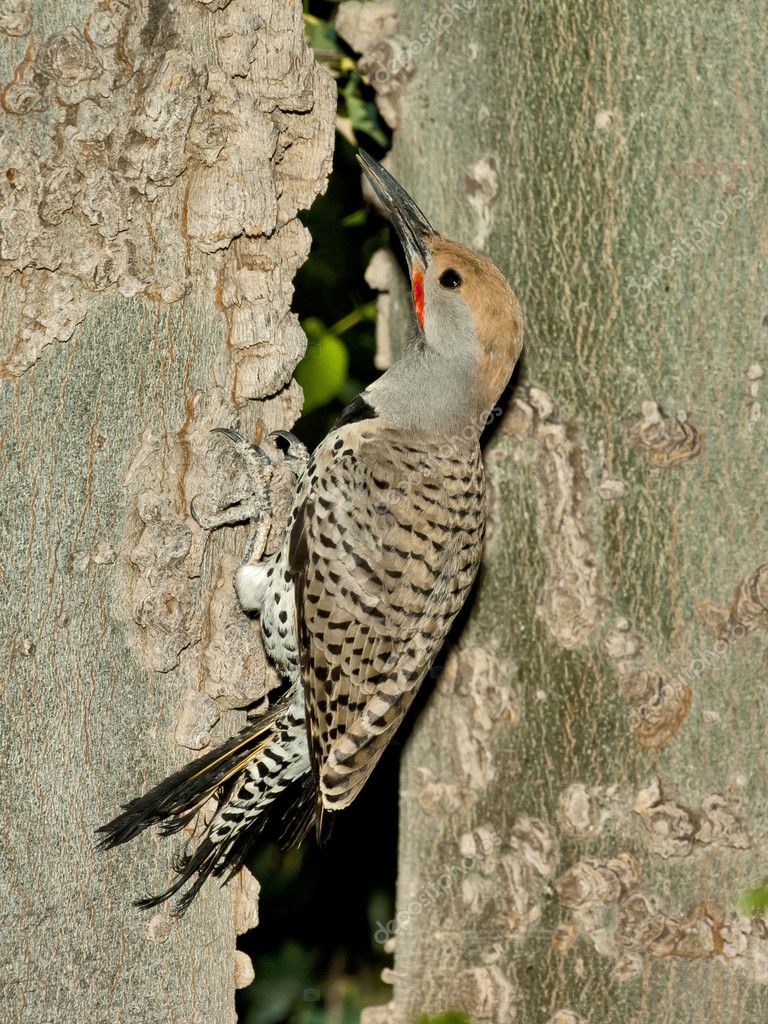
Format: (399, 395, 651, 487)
(133, 891, 190, 918)
(94, 810, 147, 851)
(94, 821, 122, 852)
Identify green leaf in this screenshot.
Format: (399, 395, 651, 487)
(303, 15, 341, 56)
(341, 207, 369, 227)
(736, 879, 768, 916)
(342, 73, 388, 147)
(331, 300, 377, 335)
(295, 322, 350, 414)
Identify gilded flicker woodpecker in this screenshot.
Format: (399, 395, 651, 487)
(98, 151, 524, 914)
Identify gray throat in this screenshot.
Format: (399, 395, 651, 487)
(364, 339, 484, 439)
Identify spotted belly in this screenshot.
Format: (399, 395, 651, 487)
(235, 551, 300, 686)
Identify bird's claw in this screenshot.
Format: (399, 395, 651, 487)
(266, 430, 309, 469)
(190, 493, 251, 532)
(191, 425, 306, 557)
(189, 494, 206, 529)
(211, 427, 271, 467)
(190, 428, 272, 532)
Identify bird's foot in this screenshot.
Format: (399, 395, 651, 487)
(269, 430, 309, 476)
(190, 427, 306, 565)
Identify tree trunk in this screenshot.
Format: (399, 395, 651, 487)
(368, 2, 768, 1021)
(1, 3, 333, 1022)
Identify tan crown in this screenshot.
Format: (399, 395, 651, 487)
(430, 238, 524, 409)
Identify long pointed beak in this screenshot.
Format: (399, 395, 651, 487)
(357, 149, 436, 276)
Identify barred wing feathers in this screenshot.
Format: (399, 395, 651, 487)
(288, 424, 485, 818)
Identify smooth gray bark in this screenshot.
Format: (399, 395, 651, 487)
(0, 3, 333, 1022)
(360, 2, 768, 1022)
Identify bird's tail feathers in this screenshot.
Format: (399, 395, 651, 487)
(97, 702, 312, 915)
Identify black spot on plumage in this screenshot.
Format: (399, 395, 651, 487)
(360, 601, 385, 621)
(378, 688, 401, 707)
(382, 541, 410, 559)
(364, 709, 388, 729)
(333, 743, 360, 767)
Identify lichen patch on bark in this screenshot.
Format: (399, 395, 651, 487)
(626, 401, 703, 469)
(603, 619, 693, 749)
(698, 563, 768, 642)
(436, 645, 519, 793)
(498, 385, 603, 650)
(555, 852, 728, 971)
(634, 776, 752, 859)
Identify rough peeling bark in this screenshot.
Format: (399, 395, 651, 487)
(0, 2, 333, 1022)
(351, 2, 768, 1022)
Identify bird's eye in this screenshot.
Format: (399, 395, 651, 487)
(439, 268, 463, 289)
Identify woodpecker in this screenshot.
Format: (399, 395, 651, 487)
(98, 151, 524, 914)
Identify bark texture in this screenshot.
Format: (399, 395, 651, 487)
(0, 2, 333, 1022)
(357, 2, 768, 1022)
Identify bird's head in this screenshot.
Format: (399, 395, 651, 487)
(358, 150, 523, 429)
